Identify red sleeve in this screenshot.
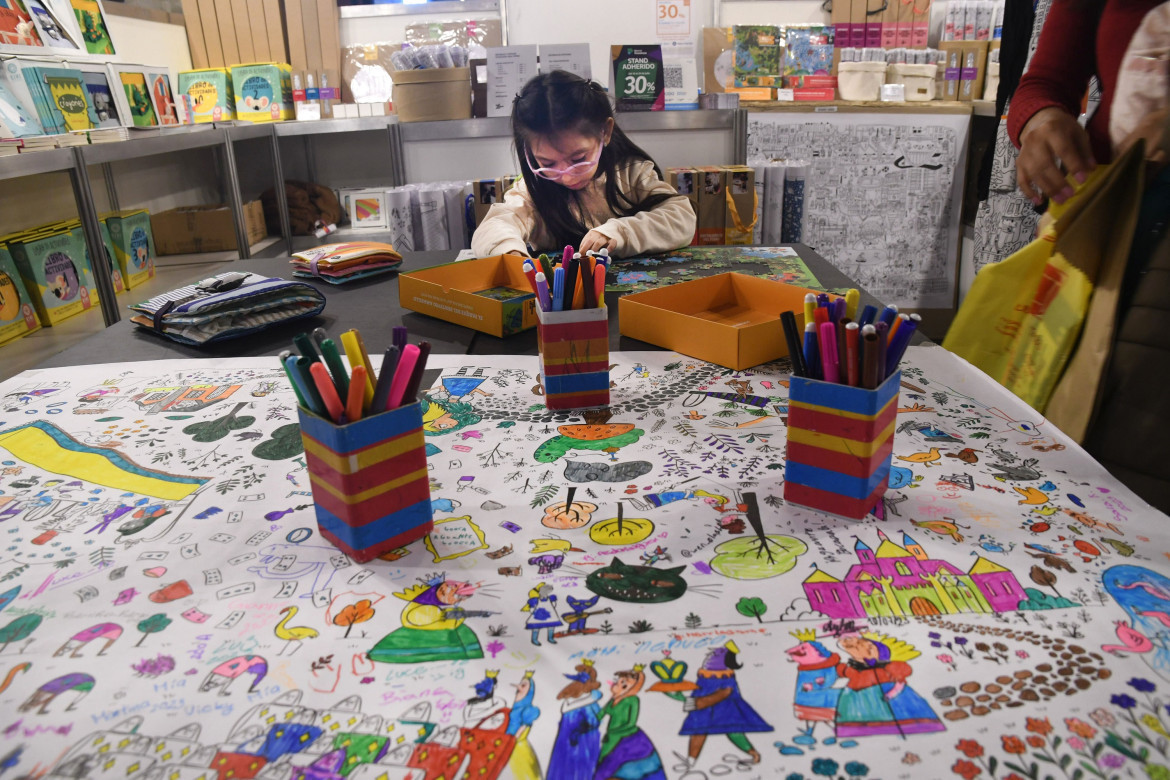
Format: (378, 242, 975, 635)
(1006, 1, 1098, 149)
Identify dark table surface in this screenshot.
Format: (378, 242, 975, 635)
(37, 245, 884, 369)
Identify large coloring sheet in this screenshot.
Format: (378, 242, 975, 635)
(747, 112, 969, 309)
(0, 347, 1167, 780)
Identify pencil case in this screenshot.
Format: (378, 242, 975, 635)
(128, 272, 326, 346)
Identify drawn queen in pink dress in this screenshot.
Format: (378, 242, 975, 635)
(54, 622, 123, 657)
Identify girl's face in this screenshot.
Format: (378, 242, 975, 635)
(525, 120, 614, 191)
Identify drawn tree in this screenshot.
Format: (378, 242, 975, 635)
(183, 402, 255, 443)
(333, 599, 376, 639)
(0, 613, 42, 652)
(135, 613, 172, 647)
(735, 597, 768, 624)
(744, 492, 779, 565)
(1029, 566, 1063, 601)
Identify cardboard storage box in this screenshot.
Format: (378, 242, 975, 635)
(0, 244, 41, 345)
(399, 254, 539, 338)
(391, 67, 471, 123)
(619, 272, 822, 370)
(151, 201, 267, 255)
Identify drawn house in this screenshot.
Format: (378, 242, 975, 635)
(803, 530, 1025, 619)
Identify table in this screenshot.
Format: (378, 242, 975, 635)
(3, 252, 1167, 780)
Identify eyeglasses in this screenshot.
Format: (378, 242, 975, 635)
(524, 137, 605, 181)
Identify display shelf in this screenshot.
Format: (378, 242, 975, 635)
(0, 147, 77, 181)
(275, 116, 398, 137)
(81, 127, 224, 165)
(744, 100, 974, 114)
(339, 0, 499, 17)
(223, 123, 275, 141)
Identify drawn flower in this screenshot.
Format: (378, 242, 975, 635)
(952, 759, 981, 780)
(956, 740, 984, 759)
(1112, 694, 1138, 710)
(811, 758, 839, 777)
(1068, 737, 1085, 751)
(1091, 708, 1118, 728)
(975, 642, 991, 652)
(1002, 775, 1026, 780)
(1066, 718, 1097, 739)
(1002, 736, 1027, 755)
(903, 753, 922, 765)
(1016, 649, 1030, 659)
(1100, 754, 1125, 769)
(929, 631, 941, 640)
(954, 636, 969, 646)
(785, 774, 805, 780)
(1027, 736, 1046, 749)
(1130, 678, 1158, 693)
(1147, 764, 1170, 780)
(1026, 717, 1054, 736)
(1143, 713, 1169, 737)
(843, 761, 869, 777)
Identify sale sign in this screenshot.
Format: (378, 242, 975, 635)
(656, 0, 691, 41)
(610, 44, 665, 111)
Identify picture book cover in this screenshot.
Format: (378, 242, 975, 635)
(81, 70, 119, 127)
(36, 67, 96, 132)
(0, 0, 43, 46)
(69, 0, 112, 55)
(0, 78, 43, 137)
(147, 71, 177, 126)
(733, 25, 782, 88)
(26, 0, 76, 49)
(119, 72, 156, 127)
(784, 25, 835, 77)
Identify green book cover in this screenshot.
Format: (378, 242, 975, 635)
(733, 25, 782, 87)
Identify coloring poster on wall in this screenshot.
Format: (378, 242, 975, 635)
(2, 348, 1170, 779)
(747, 111, 969, 308)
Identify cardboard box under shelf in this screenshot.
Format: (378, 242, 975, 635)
(398, 254, 539, 338)
(151, 201, 267, 255)
(619, 272, 822, 370)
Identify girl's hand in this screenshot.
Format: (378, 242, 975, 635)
(1016, 107, 1096, 206)
(579, 230, 616, 256)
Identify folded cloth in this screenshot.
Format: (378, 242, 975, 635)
(289, 241, 403, 285)
(128, 272, 326, 346)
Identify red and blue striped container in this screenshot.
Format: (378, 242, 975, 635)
(536, 306, 610, 411)
(298, 402, 433, 562)
(784, 370, 900, 520)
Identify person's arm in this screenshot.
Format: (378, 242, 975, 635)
(1006, 1, 1098, 204)
(585, 161, 697, 257)
(470, 179, 537, 257)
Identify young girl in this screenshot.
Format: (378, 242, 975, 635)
(471, 70, 696, 259)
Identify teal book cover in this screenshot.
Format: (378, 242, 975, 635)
(33, 67, 98, 133)
(19, 63, 58, 133)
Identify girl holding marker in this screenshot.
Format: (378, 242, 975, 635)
(471, 70, 696, 259)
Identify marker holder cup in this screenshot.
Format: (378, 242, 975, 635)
(784, 370, 900, 520)
(536, 305, 611, 411)
(298, 402, 433, 563)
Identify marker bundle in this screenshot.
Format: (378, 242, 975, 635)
(282, 325, 434, 562)
(524, 246, 610, 313)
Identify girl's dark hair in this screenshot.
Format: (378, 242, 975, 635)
(512, 70, 676, 250)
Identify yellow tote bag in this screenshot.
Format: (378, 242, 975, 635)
(943, 142, 1145, 414)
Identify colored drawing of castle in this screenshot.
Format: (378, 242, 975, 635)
(803, 530, 1025, 618)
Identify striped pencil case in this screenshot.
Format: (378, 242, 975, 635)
(128, 272, 326, 346)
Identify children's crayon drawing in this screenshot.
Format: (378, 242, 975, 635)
(0, 348, 1168, 779)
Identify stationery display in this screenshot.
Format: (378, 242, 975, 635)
(528, 246, 611, 410)
(285, 325, 434, 562)
(127, 271, 326, 345)
(289, 241, 403, 284)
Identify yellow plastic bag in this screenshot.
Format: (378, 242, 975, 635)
(944, 143, 1145, 415)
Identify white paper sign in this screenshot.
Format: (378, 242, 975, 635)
(539, 43, 592, 79)
(486, 45, 539, 117)
(656, 0, 691, 41)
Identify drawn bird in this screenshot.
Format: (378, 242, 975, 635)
(910, 517, 968, 542)
(1030, 504, 1060, 516)
(896, 448, 941, 466)
(945, 447, 980, 464)
(1102, 621, 1154, 656)
(1014, 486, 1049, 505)
(0, 662, 30, 695)
(1024, 542, 1062, 555)
(274, 606, 318, 656)
(1027, 551, 1076, 572)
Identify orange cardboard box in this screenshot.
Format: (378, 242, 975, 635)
(398, 255, 539, 337)
(619, 272, 824, 370)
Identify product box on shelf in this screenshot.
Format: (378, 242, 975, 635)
(0, 244, 41, 345)
(666, 167, 699, 246)
(230, 62, 293, 122)
(151, 201, 266, 255)
(695, 166, 726, 246)
(940, 41, 988, 101)
(89, 220, 124, 295)
(103, 209, 157, 289)
(178, 68, 236, 123)
(472, 178, 503, 226)
(619, 272, 823, 370)
(398, 254, 538, 338)
(721, 165, 756, 245)
(390, 66, 471, 123)
(5, 224, 100, 326)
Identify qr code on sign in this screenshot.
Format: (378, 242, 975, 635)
(664, 65, 684, 89)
